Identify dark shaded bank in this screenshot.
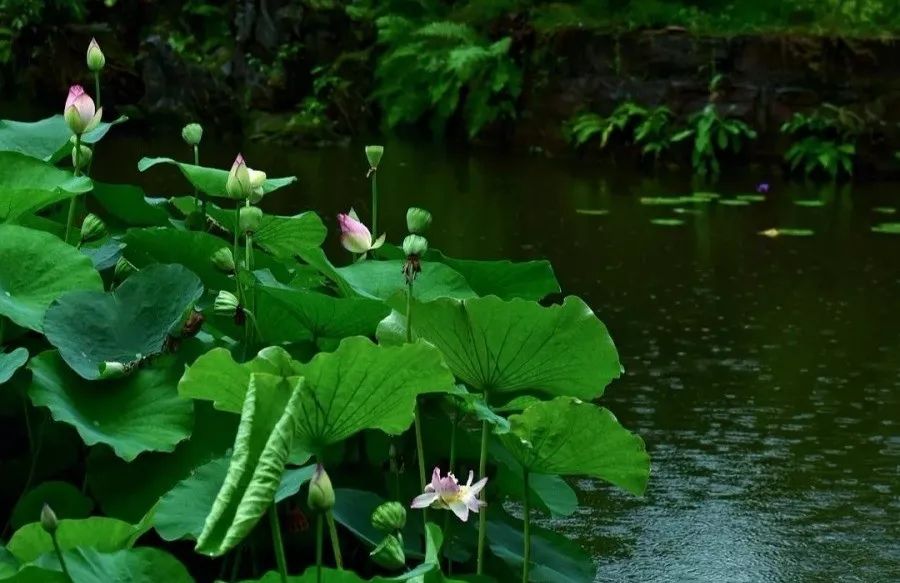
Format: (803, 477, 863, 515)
(3, 4, 900, 174)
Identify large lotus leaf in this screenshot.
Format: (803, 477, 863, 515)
(0, 225, 103, 332)
(179, 346, 301, 414)
(86, 403, 237, 522)
(123, 228, 290, 292)
(255, 286, 390, 347)
(0, 565, 67, 583)
(297, 246, 354, 297)
(7, 517, 140, 563)
(80, 240, 124, 271)
(336, 261, 476, 302)
(291, 337, 456, 453)
(28, 351, 194, 462)
(10, 481, 93, 531)
(196, 373, 304, 556)
(0, 153, 93, 223)
(92, 182, 169, 227)
(42, 263, 203, 379)
(138, 157, 296, 198)
(154, 454, 315, 542)
(380, 245, 559, 301)
(0, 347, 28, 384)
(170, 197, 326, 258)
(487, 512, 595, 583)
(500, 397, 649, 496)
(0, 546, 17, 578)
(0, 114, 126, 162)
(54, 547, 193, 583)
(381, 295, 621, 400)
(493, 467, 577, 519)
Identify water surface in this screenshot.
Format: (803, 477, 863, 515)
(98, 136, 900, 582)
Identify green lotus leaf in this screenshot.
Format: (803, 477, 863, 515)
(0, 546, 17, 578)
(171, 197, 326, 258)
(179, 346, 301, 414)
(55, 547, 193, 583)
(87, 403, 237, 522)
(487, 511, 595, 583)
(9, 481, 93, 531)
(42, 263, 203, 380)
(255, 286, 390, 347)
(379, 245, 559, 301)
(0, 114, 126, 162)
(123, 227, 291, 292)
(291, 337, 456, 453)
(332, 488, 425, 559)
(380, 295, 621, 401)
(138, 157, 296, 198)
(0, 347, 28, 385)
(154, 453, 315, 542)
(7, 516, 141, 563)
(28, 351, 194, 462)
(80, 239, 124, 271)
(0, 225, 103, 332)
(196, 373, 304, 556)
(0, 565, 68, 582)
(500, 397, 649, 495)
(92, 182, 169, 227)
(872, 222, 900, 234)
(337, 261, 475, 302)
(492, 443, 577, 518)
(0, 152, 94, 223)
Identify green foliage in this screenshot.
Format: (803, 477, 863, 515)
(374, 15, 522, 137)
(673, 104, 757, 175)
(781, 104, 869, 179)
(566, 102, 677, 160)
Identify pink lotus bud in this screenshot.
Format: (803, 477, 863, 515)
(226, 154, 252, 199)
(63, 85, 102, 135)
(338, 209, 385, 254)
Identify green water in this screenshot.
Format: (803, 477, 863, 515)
(97, 136, 900, 582)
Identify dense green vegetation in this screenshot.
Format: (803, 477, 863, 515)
(0, 38, 651, 583)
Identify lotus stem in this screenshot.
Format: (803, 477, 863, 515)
(476, 391, 490, 575)
(269, 506, 288, 583)
(93, 72, 101, 110)
(522, 469, 531, 583)
(325, 511, 343, 570)
(315, 514, 323, 583)
(407, 280, 428, 522)
(370, 168, 378, 240)
(51, 532, 73, 582)
(193, 144, 204, 217)
(233, 206, 240, 274)
(64, 134, 82, 244)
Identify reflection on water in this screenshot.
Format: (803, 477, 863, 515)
(96, 136, 899, 582)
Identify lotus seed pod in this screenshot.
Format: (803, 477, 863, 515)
(86, 38, 105, 72)
(40, 504, 58, 534)
(71, 143, 92, 170)
(181, 123, 203, 146)
(402, 234, 428, 257)
(80, 213, 106, 243)
(307, 464, 335, 512)
(239, 205, 263, 234)
(371, 501, 406, 532)
(211, 247, 235, 274)
(214, 290, 240, 317)
(369, 534, 405, 570)
(365, 145, 384, 169)
(406, 207, 432, 234)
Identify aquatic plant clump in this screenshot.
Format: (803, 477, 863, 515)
(0, 40, 649, 583)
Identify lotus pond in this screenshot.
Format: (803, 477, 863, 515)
(1, 96, 899, 583)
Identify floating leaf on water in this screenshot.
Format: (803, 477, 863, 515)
(672, 207, 700, 215)
(650, 218, 685, 226)
(575, 209, 609, 216)
(718, 199, 751, 206)
(640, 194, 714, 206)
(759, 228, 815, 238)
(793, 199, 826, 207)
(737, 194, 766, 202)
(873, 206, 896, 214)
(871, 222, 900, 234)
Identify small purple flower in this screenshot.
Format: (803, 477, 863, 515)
(411, 467, 487, 522)
(756, 182, 770, 194)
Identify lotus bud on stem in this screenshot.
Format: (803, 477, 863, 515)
(182, 123, 205, 217)
(41, 504, 72, 580)
(79, 213, 106, 244)
(71, 143, 92, 171)
(113, 257, 137, 283)
(86, 37, 105, 107)
(211, 247, 236, 274)
(308, 464, 342, 578)
(365, 145, 383, 239)
(371, 501, 406, 532)
(406, 207, 432, 234)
